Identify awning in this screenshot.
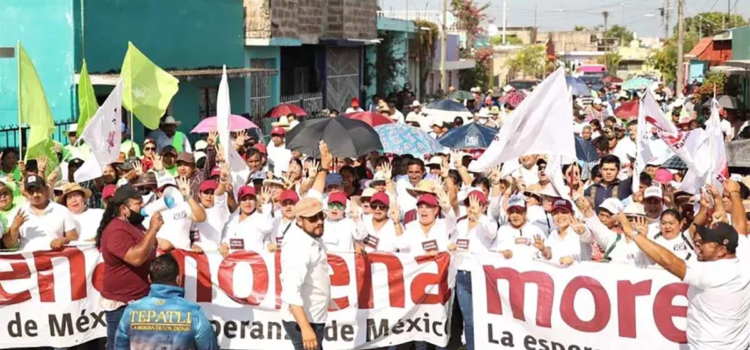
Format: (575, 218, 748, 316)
(709, 65, 748, 75)
(726, 60, 750, 70)
(74, 67, 278, 85)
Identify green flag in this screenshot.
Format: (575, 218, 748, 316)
(120, 41, 179, 130)
(18, 43, 59, 175)
(76, 60, 99, 134)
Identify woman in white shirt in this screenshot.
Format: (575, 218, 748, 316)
(359, 192, 402, 253)
(271, 189, 299, 248)
(493, 194, 547, 260)
(542, 198, 593, 266)
(220, 185, 274, 257)
(397, 190, 455, 255)
(576, 197, 650, 265)
(320, 191, 367, 253)
(446, 190, 496, 350)
(192, 179, 231, 253)
(58, 183, 104, 242)
(155, 177, 207, 252)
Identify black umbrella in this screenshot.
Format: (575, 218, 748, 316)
(574, 136, 599, 162)
(284, 116, 383, 158)
(662, 155, 687, 170)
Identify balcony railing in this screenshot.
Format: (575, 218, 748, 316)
(376, 10, 463, 32)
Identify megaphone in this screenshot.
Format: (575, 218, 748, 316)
(141, 186, 184, 216)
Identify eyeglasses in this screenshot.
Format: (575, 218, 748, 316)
(371, 203, 387, 210)
(144, 147, 155, 151)
(328, 203, 345, 210)
(0, 191, 12, 198)
(200, 190, 215, 196)
(304, 213, 326, 222)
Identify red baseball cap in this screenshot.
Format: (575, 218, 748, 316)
(254, 143, 267, 154)
(551, 198, 573, 213)
(351, 97, 360, 107)
(271, 127, 286, 136)
(279, 189, 299, 204)
(464, 190, 487, 205)
(328, 191, 347, 206)
(102, 185, 117, 202)
(417, 193, 439, 207)
(199, 180, 218, 192)
(237, 186, 256, 199)
(370, 192, 390, 206)
(211, 167, 221, 177)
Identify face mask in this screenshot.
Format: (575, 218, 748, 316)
(128, 209, 145, 226)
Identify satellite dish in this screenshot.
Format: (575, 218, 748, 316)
(487, 24, 499, 36)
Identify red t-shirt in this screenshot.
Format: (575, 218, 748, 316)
(100, 218, 156, 302)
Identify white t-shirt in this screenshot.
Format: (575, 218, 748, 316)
(272, 216, 296, 247)
(222, 204, 274, 253)
(321, 218, 366, 252)
(493, 223, 547, 261)
(544, 228, 593, 264)
(11, 201, 77, 252)
(156, 201, 194, 250)
(450, 216, 498, 271)
(651, 230, 696, 261)
(360, 216, 400, 253)
(682, 257, 750, 350)
(192, 193, 230, 252)
(396, 210, 456, 255)
(72, 208, 104, 241)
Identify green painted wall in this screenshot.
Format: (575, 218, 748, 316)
(0, 0, 76, 131)
(732, 27, 750, 60)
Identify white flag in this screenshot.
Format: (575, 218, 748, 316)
(469, 68, 575, 173)
(216, 65, 248, 173)
(703, 98, 728, 192)
(632, 100, 653, 193)
(74, 81, 123, 183)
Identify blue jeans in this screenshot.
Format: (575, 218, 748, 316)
(283, 321, 325, 350)
(105, 306, 127, 350)
(438, 270, 473, 350)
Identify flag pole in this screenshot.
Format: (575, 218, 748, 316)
(16, 41, 23, 158)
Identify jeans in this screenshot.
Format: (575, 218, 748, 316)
(105, 306, 127, 350)
(283, 321, 326, 350)
(438, 270, 474, 350)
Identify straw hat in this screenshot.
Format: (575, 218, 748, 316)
(406, 179, 438, 198)
(272, 115, 291, 129)
(56, 182, 92, 204)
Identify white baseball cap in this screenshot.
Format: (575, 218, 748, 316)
(644, 186, 663, 199)
(599, 198, 623, 214)
(411, 100, 421, 107)
(507, 194, 527, 210)
(157, 175, 176, 189)
(426, 156, 442, 166)
(593, 98, 603, 105)
(623, 202, 646, 216)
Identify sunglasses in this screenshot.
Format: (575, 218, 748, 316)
(371, 203, 387, 210)
(304, 213, 326, 222)
(200, 190, 215, 196)
(240, 196, 255, 202)
(281, 200, 296, 206)
(144, 147, 155, 151)
(328, 203, 345, 210)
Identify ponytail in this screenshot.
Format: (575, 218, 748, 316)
(95, 204, 118, 249)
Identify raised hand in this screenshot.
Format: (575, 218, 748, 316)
(207, 131, 218, 146)
(389, 202, 400, 223)
(488, 164, 502, 183)
(260, 185, 273, 204)
(560, 256, 575, 266)
(319, 141, 332, 169)
(437, 190, 451, 211)
(348, 201, 360, 221)
(11, 210, 29, 231)
(132, 159, 143, 176)
(220, 162, 230, 182)
(177, 177, 191, 198)
(533, 235, 545, 251)
(152, 155, 164, 172)
(468, 195, 481, 221)
(308, 160, 320, 179)
(37, 155, 48, 174)
(234, 130, 248, 148)
(501, 250, 513, 259)
(570, 217, 586, 235)
(382, 162, 393, 181)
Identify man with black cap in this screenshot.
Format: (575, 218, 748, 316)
(154, 145, 179, 177)
(3, 175, 78, 251)
(621, 216, 750, 349)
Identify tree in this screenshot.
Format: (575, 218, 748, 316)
(681, 12, 748, 36)
(647, 31, 699, 84)
(574, 25, 587, 31)
(597, 52, 622, 73)
(605, 25, 634, 46)
(506, 44, 548, 79)
(451, 0, 491, 89)
(489, 34, 522, 46)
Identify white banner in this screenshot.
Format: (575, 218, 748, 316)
(0, 246, 454, 349)
(472, 254, 688, 350)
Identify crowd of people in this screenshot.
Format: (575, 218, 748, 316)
(1, 76, 750, 350)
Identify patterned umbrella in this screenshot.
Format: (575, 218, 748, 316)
(622, 77, 653, 91)
(437, 123, 498, 149)
(374, 123, 443, 157)
(344, 111, 394, 127)
(264, 103, 308, 118)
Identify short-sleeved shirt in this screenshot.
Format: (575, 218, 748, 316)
(72, 208, 105, 241)
(10, 201, 77, 251)
(156, 201, 194, 250)
(100, 218, 156, 302)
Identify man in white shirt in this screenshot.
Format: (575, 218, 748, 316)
(344, 97, 364, 114)
(267, 126, 293, 172)
(4, 175, 78, 251)
(622, 220, 750, 350)
(280, 197, 330, 350)
(147, 116, 192, 153)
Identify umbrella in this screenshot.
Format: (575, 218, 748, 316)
(574, 136, 598, 163)
(344, 111, 394, 127)
(422, 99, 473, 125)
(284, 116, 382, 158)
(702, 95, 745, 110)
(264, 103, 308, 118)
(622, 77, 653, 91)
(565, 76, 591, 97)
(449, 90, 475, 101)
(614, 100, 639, 120)
(374, 123, 443, 157)
(190, 115, 259, 133)
(662, 155, 687, 170)
(601, 75, 623, 84)
(502, 91, 526, 109)
(437, 123, 498, 149)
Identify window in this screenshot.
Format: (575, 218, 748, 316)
(249, 58, 276, 121)
(198, 86, 219, 119)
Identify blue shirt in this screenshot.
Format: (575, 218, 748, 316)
(115, 284, 218, 350)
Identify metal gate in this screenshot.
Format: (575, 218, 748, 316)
(326, 47, 360, 111)
(249, 58, 275, 132)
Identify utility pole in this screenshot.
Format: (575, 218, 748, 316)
(664, 0, 671, 38)
(502, 0, 507, 45)
(440, 0, 448, 95)
(676, 0, 685, 96)
(533, 3, 538, 43)
(726, 0, 731, 28)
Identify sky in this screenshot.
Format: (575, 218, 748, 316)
(379, 0, 750, 39)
